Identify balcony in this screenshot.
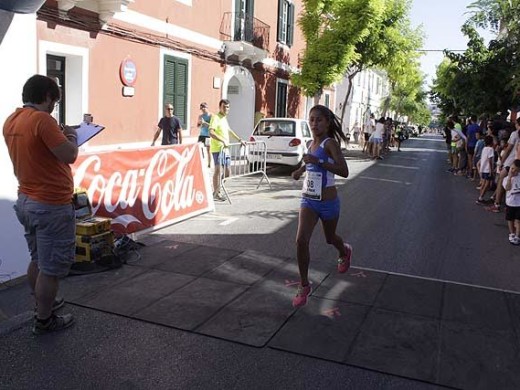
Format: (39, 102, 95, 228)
(220, 12, 269, 65)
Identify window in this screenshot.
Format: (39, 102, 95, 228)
(163, 55, 188, 126)
(324, 94, 330, 108)
(46, 55, 66, 124)
(301, 122, 311, 138)
(277, 0, 294, 46)
(276, 80, 288, 117)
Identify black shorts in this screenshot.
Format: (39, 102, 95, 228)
(364, 133, 370, 142)
(506, 206, 520, 221)
(467, 146, 475, 155)
(198, 135, 209, 143)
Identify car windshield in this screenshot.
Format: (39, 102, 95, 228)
(254, 121, 296, 136)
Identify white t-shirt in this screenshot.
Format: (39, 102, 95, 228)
(364, 118, 375, 134)
(503, 130, 519, 167)
(373, 123, 384, 138)
(480, 146, 494, 173)
(502, 175, 520, 207)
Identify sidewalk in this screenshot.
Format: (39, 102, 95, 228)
(1, 236, 519, 389)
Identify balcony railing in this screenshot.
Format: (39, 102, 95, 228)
(220, 12, 270, 51)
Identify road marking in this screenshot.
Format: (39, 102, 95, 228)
(358, 176, 412, 185)
(350, 270, 367, 278)
(352, 266, 520, 296)
(219, 217, 239, 226)
(379, 164, 419, 170)
(285, 279, 300, 287)
(322, 307, 341, 318)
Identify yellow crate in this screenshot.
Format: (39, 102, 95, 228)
(75, 231, 114, 263)
(76, 217, 112, 236)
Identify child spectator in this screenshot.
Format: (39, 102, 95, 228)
(473, 131, 484, 181)
(476, 135, 495, 204)
(503, 159, 520, 245)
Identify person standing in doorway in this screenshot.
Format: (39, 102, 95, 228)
(209, 99, 245, 201)
(291, 105, 352, 308)
(197, 102, 212, 168)
(3, 75, 78, 334)
(151, 103, 183, 146)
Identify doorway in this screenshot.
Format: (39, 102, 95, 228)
(46, 54, 65, 124)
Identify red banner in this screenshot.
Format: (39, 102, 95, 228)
(72, 144, 213, 234)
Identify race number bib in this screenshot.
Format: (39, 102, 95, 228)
(302, 171, 322, 200)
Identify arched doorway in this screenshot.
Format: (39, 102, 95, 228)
(222, 66, 255, 140)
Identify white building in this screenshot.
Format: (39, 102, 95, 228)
(335, 68, 390, 133)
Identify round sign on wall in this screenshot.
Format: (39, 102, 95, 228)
(120, 58, 137, 87)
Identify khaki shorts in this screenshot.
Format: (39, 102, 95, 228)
(14, 193, 75, 277)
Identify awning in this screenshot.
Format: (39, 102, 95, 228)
(0, 0, 46, 14)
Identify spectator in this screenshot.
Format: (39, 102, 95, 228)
(209, 99, 245, 201)
(3, 75, 78, 334)
(151, 104, 183, 146)
(503, 159, 520, 245)
(197, 102, 212, 168)
(476, 135, 495, 204)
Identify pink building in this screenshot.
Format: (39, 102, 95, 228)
(32, 0, 323, 146)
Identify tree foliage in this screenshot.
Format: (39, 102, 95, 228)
(431, 0, 520, 118)
(293, 0, 386, 97)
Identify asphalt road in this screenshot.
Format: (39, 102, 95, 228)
(1, 135, 517, 390)
(150, 135, 519, 293)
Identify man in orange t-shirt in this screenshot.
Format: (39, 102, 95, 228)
(3, 75, 79, 335)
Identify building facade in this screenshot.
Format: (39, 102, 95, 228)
(334, 69, 390, 134)
(1, 0, 336, 279)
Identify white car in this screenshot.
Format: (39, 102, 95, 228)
(249, 118, 312, 167)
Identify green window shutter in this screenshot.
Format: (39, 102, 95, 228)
(174, 59, 187, 127)
(163, 57, 175, 107)
(287, 2, 295, 47)
(163, 55, 188, 127)
(277, 0, 284, 43)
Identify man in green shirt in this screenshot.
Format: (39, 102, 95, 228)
(209, 99, 245, 201)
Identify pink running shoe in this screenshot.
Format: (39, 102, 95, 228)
(338, 243, 352, 273)
(292, 284, 312, 308)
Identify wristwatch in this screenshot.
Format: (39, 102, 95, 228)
(318, 159, 324, 166)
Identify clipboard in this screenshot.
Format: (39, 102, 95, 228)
(74, 122, 105, 146)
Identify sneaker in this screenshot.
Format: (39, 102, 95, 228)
(32, 313, 75, 335)
(509, 233, 516, 243)
(213, 192, 226, 202)
(486, 204, 500, 213)
(292, 284, 312, 308)
(511, 236, 520, 246)
(475, 198, 486, 205)
(34, 297, 65, 315)
(338, 243, 352, 274)
(485, 204, 501, 213)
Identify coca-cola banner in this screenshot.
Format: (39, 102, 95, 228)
(73, 144, 214, 234)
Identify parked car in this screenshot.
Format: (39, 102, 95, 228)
(248, 118, 312, 168)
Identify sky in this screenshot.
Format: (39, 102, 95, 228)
(410, 0, 493, 87)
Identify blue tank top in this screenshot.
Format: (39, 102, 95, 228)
(199, 113, 211, 137)
(302, 138, 335, 200)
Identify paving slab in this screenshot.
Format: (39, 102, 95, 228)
(203, 250, 288, 286)
(313, 267, 387, 305)
(345, 308, 439, 383)
(152, 244, 242, 276)
(269, 297, 370, 362)
(60, 265, 147, 301)
(374, 274, 443, 318)
(78, 269, 195, 316)
(196, 282, 295, 347)
(438, 321, 520, 390)
(133, 277, 247, 330)
(442, 283, 512, 332)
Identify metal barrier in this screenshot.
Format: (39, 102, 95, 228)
(215, 141, 271, 204)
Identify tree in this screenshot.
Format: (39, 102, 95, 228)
(293, 0, 386, 98)
(338, 0, 424, 125)
(431, 0, 520, 118)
